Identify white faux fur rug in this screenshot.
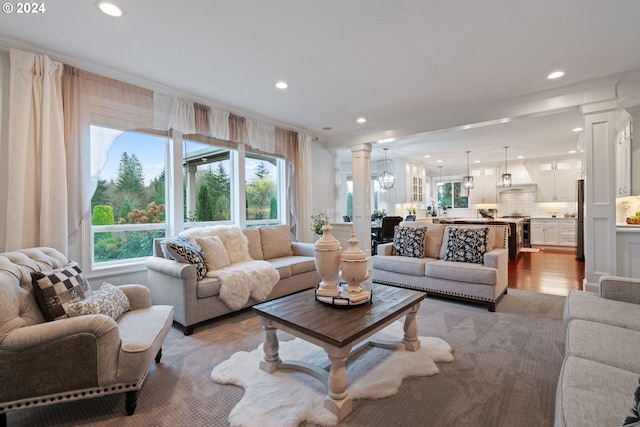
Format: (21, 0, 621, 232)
(211, 321, 454, 427)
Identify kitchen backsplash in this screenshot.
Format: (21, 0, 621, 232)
(441, 190, 577, 218)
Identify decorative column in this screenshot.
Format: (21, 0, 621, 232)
(580, 99, 618, 290)
(351, 143, 372, 257)
(627, 106, 640, 194)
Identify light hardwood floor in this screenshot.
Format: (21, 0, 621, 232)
(508, 248, 584, 296)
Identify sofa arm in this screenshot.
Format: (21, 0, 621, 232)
(377, 243, 393, 255)
(292, 242, 316, 257)
(0, 314, 119, 351)
(483, 248, 508, 269)
(119, 284, 152, 310)
(599, 275, 640, 304)
(145, 256, 196, 280)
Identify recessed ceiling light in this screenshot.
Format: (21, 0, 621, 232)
(424, 155, 430, 158)
(437, 159, 443, 163)
(377, 138, 395, 143)
(569, 150, 576, 154)
(547, 71, 565, 79)
(474, 160, 480, 163)
(97, 1, 123, 17)
(275, 81, 288, 89)
(572, 127, 583, 132)
(356, 117, 366, 124)
(517, 155, 524, 159)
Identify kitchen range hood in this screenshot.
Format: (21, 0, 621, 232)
(497, 163, 536, 193)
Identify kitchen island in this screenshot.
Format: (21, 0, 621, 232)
(434, 217, 528, 261)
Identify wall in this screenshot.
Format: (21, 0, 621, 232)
(0, 50, 8, 250)
(310, 142, 336, 220)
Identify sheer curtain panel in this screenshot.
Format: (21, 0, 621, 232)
(5, 49, 66, 252)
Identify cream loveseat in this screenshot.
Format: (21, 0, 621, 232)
(372, 222, 509, 311)
(556, 276, 640, 427)
(0, 247, 174, 424)
(145, 224, 320, 335)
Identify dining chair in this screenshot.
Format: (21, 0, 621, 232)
(343, 215, 351, 222)
(372, 216, 403, 254)
(405, 214, 416, 221)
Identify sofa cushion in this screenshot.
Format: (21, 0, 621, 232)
(162, 238, 207, 280)
(196, 236, 231, 271)
(243, 228, 264, 260)
(444, 227, 489, 264)
(179, 225, 252, 264)
(555, 356, 639, 427)
(566, 319, 640, 373)
(372, 255, 431, 276)
(260, 225, 294, 260)
(68, 283, 130, 320)
(267, 258, 293, 279)
(391, 226, 427, 258)
(425, 260, 497, 285)
(197, 276, 222, 298)
(564, 290, 640, 331)
(31, 262, 93, 321)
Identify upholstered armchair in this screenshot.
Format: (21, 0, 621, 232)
(0, 248, 174, 425)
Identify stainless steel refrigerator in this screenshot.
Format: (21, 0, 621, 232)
(576, 179, 585, 261)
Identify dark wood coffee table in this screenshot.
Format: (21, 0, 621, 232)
(252, 283, 426, 421)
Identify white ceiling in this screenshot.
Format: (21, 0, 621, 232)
(1, 0, 640, 170)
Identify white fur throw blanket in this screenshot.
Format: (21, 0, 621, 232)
(207, 260, 280, 310)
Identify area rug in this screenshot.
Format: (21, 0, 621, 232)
(210, 321, 454, 427)
(520, 247, 541, 252)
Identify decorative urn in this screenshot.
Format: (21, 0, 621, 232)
(340, 230, 371, 300)
(314, 222, 341, 297)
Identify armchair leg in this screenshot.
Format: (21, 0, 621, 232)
(155, 348, 163, 363)
(125, 390, 138, 416)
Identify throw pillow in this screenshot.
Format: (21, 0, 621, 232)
(621, 381, 640, 426)
(444, 227, 489, 264)
(259, 225, 294, 260)
(396, 222, 445, 258)
(243, 228, 264, 260)
(216, 226, 253, 264)
(196, 236, 231, 271)
(68, 283, 130, 320)
(391, 226, 427, 258)
(31, 262, 92, 321)
(162, 237, 207, 280)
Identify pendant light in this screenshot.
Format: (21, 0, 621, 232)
(502, 145, 512, 187)
(437, 165, 444, 195)
(378, 147, 395, 190)
(462, 150, 474, 192)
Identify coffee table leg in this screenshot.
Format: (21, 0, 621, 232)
(259, 318, 281, 373)
(402, 303, 421, 352)
(324, 346, 353, 421)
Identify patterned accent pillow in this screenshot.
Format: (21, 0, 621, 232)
(444, 227, 489, 264)
(68, 283, 130, 320)
(162, 237, 207, 280)
(391, 226, 427, 258)
(31, 262, 93, 321)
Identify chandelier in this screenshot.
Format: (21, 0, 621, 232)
(462, 150, 474, 193)
(378, 147, 395, 190)
(502, 145, 512, 187)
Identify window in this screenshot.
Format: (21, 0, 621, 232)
(90, 127, 168, 267)
(345, 176, 382, 219)
(183, 140, 233, 224)
(89, 127, 288, 270)
(438, 181, 468, 209)
(245, 153, 282, 227)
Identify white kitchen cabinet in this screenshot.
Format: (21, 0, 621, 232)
(532, 219, 576, 246)
(536, 160, 575, 202)
(558, 220, 577, 246)
(531, 219, 559, 245)
(404, 161, 426, 203)
(616, 119, 631, 197)
(468, 167, 497, 204)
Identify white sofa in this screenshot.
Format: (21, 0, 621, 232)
(556, 276, 640, 426)
(145, 224, 320, 335)
(371, 222, 509, 311)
